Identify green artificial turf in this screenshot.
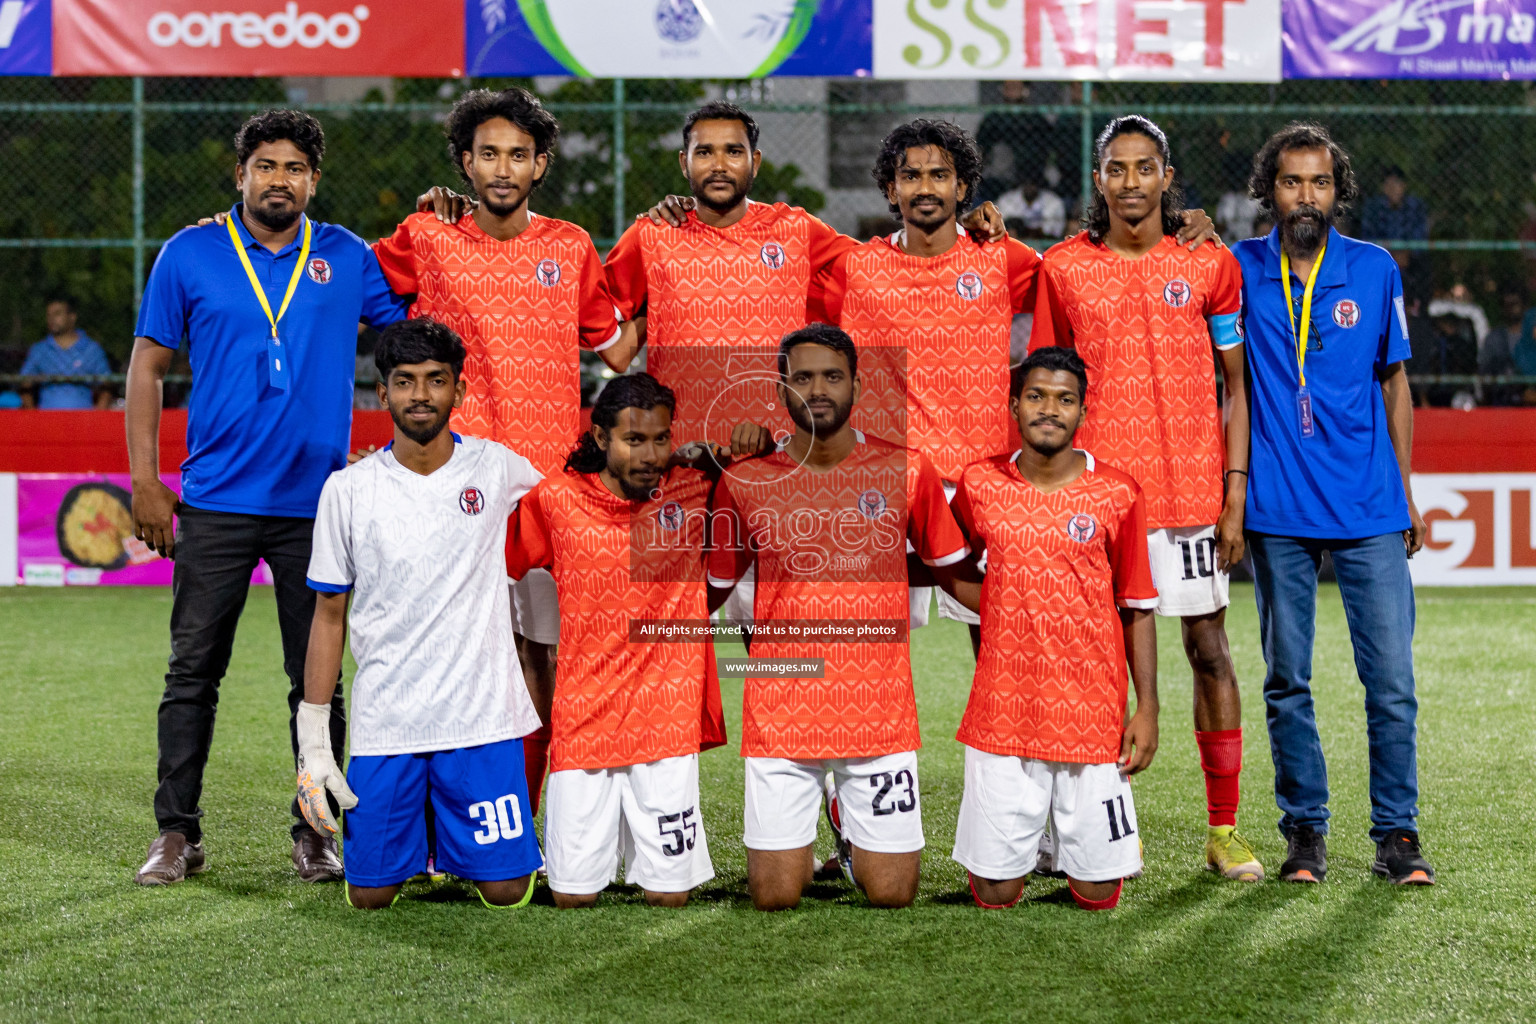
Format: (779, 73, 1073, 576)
(1, 586, 1533, 1023)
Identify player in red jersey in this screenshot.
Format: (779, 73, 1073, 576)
(949, 346, 1159, 911)
(1029, 115, 1261, 881)
(708, 323, 973, 911)
(506, 373, 727, 908)
(372, 88, 640, 815)
(808, 119, 1042, 648)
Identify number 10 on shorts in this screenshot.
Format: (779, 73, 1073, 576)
(470, 794, 525, 845)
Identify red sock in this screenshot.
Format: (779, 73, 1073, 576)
(968, 873, 1023, 909)
(1070, 879, 1123, 911)
(1196, 728, 1243, 828)
(522, 726, 551, 817)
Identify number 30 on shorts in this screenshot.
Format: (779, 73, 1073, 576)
(469, 794, 525, 845)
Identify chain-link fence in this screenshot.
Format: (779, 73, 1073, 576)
(3, 75, 1534, 405)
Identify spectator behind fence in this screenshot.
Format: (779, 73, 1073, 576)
(19, 297, 112, 409)
(975, 81, 1081, 207)
(1479, 293, 1525, 405)
(995, 171, 1066, 239)
(1359, 166, 1428, 243)
(1216, 150, 1262, 240)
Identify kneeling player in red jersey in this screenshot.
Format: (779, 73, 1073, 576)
(1031, 116, 1262, 881)
(949, 347, 1159, 911)
(506, 373, 727, 908)
(709, 323, 974, 911)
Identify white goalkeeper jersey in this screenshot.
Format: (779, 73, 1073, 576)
(307, 433, 544, 756)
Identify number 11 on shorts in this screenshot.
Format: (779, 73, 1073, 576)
(1103, 795, 1134, 842)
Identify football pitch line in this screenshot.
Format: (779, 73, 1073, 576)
(0, 585, 1533, 1023)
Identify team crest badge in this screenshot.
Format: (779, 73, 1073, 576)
(1333, 299, 1361, 328)
(655, 0, 704, 43)
(459, 487, 485, 516)
(534, 259, 562, 287)
(856, 488, 888, 518)
(657, 500, 684, 531)
(1065, 512, 1097, 543)
(760, 242, 786, 269)
(305, 257, 331, 284)
(1163, 278, 1192, 308)
(955, 271, 983, 300)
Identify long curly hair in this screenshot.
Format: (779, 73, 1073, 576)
(1248, 121, 1360, 215)
(565, 373, 677, 475)
(1084, 115, 1185, 243)
(873, 119, 983, 216)
(444, 87, 560, 190)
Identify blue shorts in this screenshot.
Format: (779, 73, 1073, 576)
(342, 737, 544, 888)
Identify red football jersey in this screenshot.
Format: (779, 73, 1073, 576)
(812, 234, 1040, 482)
(1029, 232, 1242, 527)
(952, 451, 1157, 764)
(374, 212, 621, 477)
(605, 202, 856, 446)
(505, 468, 726, 773)
(708, 434, 968, 759)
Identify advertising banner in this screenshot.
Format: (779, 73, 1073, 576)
(467, 0, 873, 78)
(1409, 473, 1536, 586)
(16, 473, 272, 586)
(874, 0, 1280, 81)
(1284, 0, 1536, 79)
(52, 0, 463, 76)
(0, 0, 51, 74)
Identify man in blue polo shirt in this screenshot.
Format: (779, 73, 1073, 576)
(19, 297, 112, 409)
(126, 109, 407, 886)
(1232, 122, 1434, 887)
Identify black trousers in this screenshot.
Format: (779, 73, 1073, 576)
(153, 505, 345, 843)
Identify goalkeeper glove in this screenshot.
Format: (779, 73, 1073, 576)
(295, 700, 357, 837)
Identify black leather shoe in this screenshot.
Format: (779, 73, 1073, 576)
(135, 832, 207, 885)
(292, 829, 344, 883)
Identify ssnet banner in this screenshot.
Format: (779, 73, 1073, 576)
(873, 0, 1281, 81)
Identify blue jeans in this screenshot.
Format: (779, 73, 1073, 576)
(1248, 532, 1420, 842)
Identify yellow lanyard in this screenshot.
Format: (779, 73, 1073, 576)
(226, 213, 310, 339)
(1280, 241, 1325, 387)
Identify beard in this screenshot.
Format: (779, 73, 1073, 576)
(478, 185, 529, 219)
(690, 173, 753, 215)
(608, 461, 660, 501)
(390, 403, 450, 446)
(787, 396, 853, 439)
(903, 195, 954, 232)
(247, 195, 301, 231)
(1281, 204, 1331, 256)
(1024, 421, 1074, 458)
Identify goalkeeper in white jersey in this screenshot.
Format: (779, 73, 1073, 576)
(298, 316, 545, 908)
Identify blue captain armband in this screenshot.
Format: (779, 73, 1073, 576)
(1210, 312, 1243, 351)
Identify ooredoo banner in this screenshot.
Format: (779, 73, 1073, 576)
(52, 0, 463, 76)
(874, 0, 1281, 81)
(1284, 0, 1536, 79)
(467, 0, 872, 78)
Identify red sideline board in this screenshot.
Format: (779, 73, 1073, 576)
(1, 408, 1533, 586)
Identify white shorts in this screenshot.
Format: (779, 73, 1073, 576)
(512, 567, 561, 645)
(543, 754, 714, 896)
(743, 751, 924, 854)
(909, 481, 980, 628)
(1145, 525, 1230, 618)
(952, 746, 1142, 883)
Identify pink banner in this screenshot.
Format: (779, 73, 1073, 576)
(17, 473, 272, 586)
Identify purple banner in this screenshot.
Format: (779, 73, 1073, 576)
(1285, 1, 1536, 79)
(17, 474, 272, 586)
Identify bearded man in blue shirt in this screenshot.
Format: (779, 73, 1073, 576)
(1231, 123, 1434, 888)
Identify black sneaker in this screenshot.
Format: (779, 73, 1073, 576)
(1372, 829, 1436, 885)
(1280, 825, 1327, 883)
